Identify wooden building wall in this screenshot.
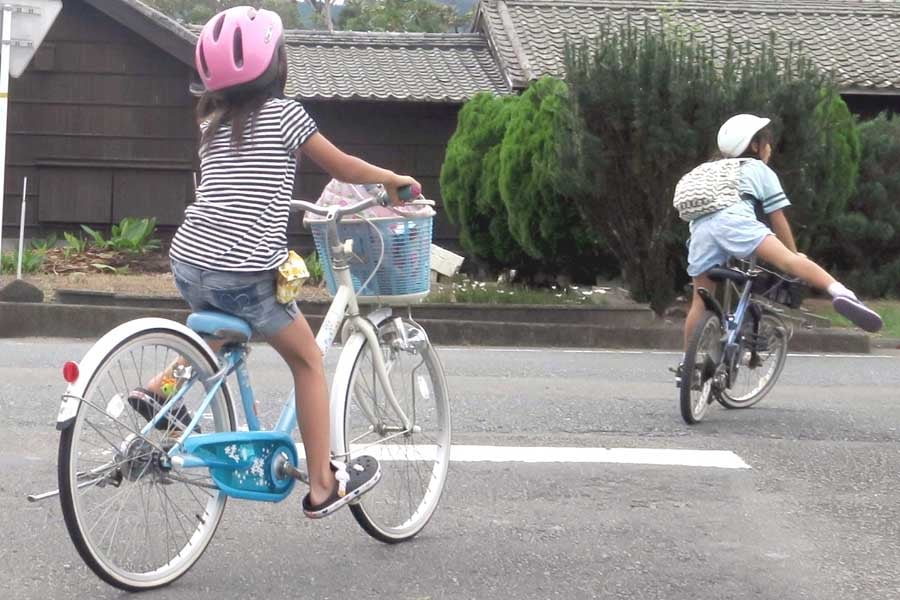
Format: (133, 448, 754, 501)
(293, 100, 461, 250)
(1, 0, 463, 253)
(1, 0, 197, 242)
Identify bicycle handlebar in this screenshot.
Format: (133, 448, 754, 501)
(290, 184, 429, 218)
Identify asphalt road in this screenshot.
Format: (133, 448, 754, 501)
(2, 340, 899, 599)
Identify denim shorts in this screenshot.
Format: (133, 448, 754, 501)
(170, 259, 299, 338)
(687, 202, 773, 277)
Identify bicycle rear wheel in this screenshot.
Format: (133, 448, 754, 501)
(58, 329, 235, 591)
(343, 317, 451, 543)
(718, 311, 788, 408)
(680, 311, 722, 424)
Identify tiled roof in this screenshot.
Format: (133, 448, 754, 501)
(185, 25, 509, 102)
(280, 31, 510, 102)
(475, 0, 900, 93)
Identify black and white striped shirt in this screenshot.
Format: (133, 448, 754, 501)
(170, 98, 317, 271)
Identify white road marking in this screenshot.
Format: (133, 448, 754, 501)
(442, 347, 896, 359)
(300, 444, 750, 469)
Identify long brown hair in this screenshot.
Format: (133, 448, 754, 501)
(196, 43, 288, 150)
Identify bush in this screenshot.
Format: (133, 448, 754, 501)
(498, 77, 608, 277)
(564, 22, 859, 313)
(821, 114, 900, 296)
(440, 93, 531, 270)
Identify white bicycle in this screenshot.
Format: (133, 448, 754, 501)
(31, 187, 452, 591)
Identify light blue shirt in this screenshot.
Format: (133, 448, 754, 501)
(738, 159, 791, 214)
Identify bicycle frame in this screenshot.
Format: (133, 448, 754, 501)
(40, 197, 422, 506)
(161, 203, 413, 474)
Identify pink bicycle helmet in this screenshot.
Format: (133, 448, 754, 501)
(195, 6, 284, 93)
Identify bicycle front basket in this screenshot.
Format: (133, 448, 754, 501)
(309, 213, 434, 304)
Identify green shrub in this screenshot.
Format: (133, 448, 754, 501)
(820, 114, 900, 296)
(564, 22, 859, 313)
(441, 93, 531, 269)
(498, 77, 608, 277)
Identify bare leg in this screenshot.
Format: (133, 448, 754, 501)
(684, 275, 716, 351)
(266, 317, 333, 506)
(754, 235, 835, 291)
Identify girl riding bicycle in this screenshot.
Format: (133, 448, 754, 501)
(129, 6, 420, 518)
(679, 114, 882, 367)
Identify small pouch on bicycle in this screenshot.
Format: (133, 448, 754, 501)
(276, 250, 310, 304)
(673, 159, 749, 222)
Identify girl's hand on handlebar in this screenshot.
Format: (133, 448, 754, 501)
(384, 174, 422, 206)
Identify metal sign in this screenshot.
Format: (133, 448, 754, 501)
(2, 1, 62, 78)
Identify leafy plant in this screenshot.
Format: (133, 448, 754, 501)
(110, 217, 160, 253)
(305, 251, 324, 285)
(29, 234, 58, 253)
(81, 218, 160, 254)
(64, 231, 88, 253)
(90, 263, 129, 274)
(80, 225, 109, 249)
(1, 248, 45, 274)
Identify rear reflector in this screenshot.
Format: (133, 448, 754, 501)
(63, 361, 79, 383)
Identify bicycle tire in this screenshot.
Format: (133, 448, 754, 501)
(717, 310, 788, 409)
(680, 311, 722, 424)
(342, 317, 451, 543)
(58, 329, 235, 591)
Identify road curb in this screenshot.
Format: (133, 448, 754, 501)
(0, 301, 872, 353)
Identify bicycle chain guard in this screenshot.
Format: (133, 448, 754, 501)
(181, 431, 299, 502)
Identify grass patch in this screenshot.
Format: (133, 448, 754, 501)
(809, 299, 900, 338)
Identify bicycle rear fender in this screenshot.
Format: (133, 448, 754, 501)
(697, 287, 725, 322)
(56, 318, 221, 432)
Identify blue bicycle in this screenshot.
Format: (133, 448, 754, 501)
(680, 258, 792, 424)
(33, 194, 451, 590)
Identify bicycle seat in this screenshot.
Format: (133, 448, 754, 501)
(707, 266, 748, 284)
(187, 311, 252, 343)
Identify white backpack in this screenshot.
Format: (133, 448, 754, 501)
(673, 159, 748, 222)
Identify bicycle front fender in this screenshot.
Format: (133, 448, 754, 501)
(56, 318, 221, 432)
(339, 306, 392, 345)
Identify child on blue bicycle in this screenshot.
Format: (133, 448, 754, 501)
(129, 6, 419, 518)
(677, 114, 882, 372)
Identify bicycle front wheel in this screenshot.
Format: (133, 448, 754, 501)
(718, 311, 788, 409)
(343, 317, 451, 543)
(58, 329, 235, 591)
(680, 311, 722, 424)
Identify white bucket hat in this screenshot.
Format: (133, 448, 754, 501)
(717, 114, 771, 158)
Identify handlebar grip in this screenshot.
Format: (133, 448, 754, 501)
(397, 184, 421, 201)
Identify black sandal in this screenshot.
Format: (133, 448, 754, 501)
(302, 456, 382, 519)
(127, 387, 198, 433)
(832, 296, 883, 333)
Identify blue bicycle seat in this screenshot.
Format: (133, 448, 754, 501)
(187, 311, 252, 343)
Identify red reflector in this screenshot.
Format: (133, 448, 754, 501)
(63, 361, 80, 383)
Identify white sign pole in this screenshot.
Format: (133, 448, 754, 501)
(0, 5, 11, 259)
(15, 175, 25, 278)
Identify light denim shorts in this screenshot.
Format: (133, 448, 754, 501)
(687, 202, 773, 277)
(170, 259, 299, 338)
